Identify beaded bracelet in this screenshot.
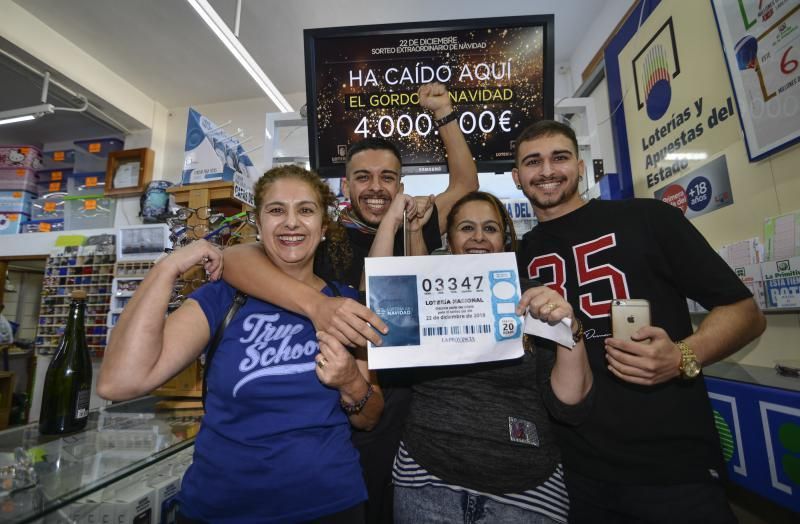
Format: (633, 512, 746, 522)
(340, 383, 374, 415)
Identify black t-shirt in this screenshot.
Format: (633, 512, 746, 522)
(517, 198, 752, 485)
(315, 205, 443, 289)
(314, 205, 442, 451)
(404, 339, 594, 494)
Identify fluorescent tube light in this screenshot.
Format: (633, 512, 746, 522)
(664, 152, 708, 161)
(185, 0, 294, 113)
(0, 103, 55, 126)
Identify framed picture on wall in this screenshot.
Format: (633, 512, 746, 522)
(711, 1, 800, 161)
(117, 224, 171, 261)
(105, 148, 154, 197)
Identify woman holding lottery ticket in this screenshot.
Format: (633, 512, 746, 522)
(99, 165, 382, 523)
(368, 190, 593, 524)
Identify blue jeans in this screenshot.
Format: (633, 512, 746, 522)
(395, 484, 560, 524)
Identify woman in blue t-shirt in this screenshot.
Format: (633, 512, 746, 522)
(99, 165, 383, 523)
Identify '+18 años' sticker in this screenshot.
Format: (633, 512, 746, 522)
(687, 176, 711, 212)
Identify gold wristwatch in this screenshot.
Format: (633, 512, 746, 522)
(677, 340, 701, 379)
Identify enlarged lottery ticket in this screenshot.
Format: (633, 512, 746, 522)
(365, 252, 524, 369)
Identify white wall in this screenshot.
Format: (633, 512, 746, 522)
(566, 77, 618, 173)
(0, 0, 161, 130)
(568, 0, 634, 90)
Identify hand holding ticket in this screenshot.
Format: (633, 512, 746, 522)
(365, 252, 524, 369)
(517, 279, 578, 348)
(523, 314, 575, 348)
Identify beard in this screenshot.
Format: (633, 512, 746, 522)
(526, 175, 581, 210)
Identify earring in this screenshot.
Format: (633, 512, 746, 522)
(256, 234, 261, 242)
(321, 235, 326, 241)
(516, 184, 522, 190)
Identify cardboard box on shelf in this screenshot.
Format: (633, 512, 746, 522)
(0, 145, 42, 169)
(41, 149, 76, 169)
(0, 167, 38, 193)
(0, 212, 29, 235)
(0, 190, 36, 215)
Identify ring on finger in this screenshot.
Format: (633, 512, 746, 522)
(542, 302, 557, 313)
(317, 356, 328, 369)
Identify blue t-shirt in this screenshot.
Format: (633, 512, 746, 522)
(178, 280, 366, 523)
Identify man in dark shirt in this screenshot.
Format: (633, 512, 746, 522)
(511, 119, 766, 523)
(223, 82, 478, 523)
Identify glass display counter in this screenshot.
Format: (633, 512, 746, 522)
(704, 362, 800, 514)
(0, 396, 200, 523)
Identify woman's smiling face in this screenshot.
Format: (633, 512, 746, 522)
(447, 200, 505, 255)
(257, 178, 326, 272)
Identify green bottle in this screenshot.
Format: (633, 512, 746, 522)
(39, 290, 92, 435)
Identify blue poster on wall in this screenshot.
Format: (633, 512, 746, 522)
(182, 108, 259, 205)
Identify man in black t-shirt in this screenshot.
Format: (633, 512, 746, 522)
(224, 82, 478, 523)
(511, 120, 765, 523)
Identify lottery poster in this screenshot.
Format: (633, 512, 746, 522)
(712, 0, 800, 160)
(365, 252, 524, 369)
(304, 16, 553, 177)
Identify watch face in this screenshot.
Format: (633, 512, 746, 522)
(684, 359, 701, 378)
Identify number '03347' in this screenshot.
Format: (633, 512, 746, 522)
(422, 276, 484, 293)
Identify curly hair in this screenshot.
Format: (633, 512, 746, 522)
(253, 165, 351, 272)
(445, 191, 517, 253)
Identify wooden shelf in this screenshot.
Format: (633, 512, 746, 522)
(155, 182, 248, 399)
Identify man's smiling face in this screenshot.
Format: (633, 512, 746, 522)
(343, 149, 402, 226)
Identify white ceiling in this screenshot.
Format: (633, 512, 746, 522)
(10, 0, 611, 111)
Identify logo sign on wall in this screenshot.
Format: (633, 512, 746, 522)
(654, 154, 733, 219)
(182, 108, 259, 206)
(711, 1, 800, 161)
(632, 18, 681, 121)
(613, 1, 743, 199)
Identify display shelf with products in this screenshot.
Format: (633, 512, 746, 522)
(0, 396, 200, 523)
(35, 242, 115, 358)
(157, 181, 252, 399)
(107, 260, 156, 343)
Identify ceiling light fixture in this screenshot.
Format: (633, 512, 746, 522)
(185, 0, 294, 113)
(0, 103, 55, 126)
(0, 72, 88, 127)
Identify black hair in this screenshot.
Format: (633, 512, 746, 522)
(445, 191, 517, 252)
(346, 137, 402, 167)
(514, 120, 579, 166)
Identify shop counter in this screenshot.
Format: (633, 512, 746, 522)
(0, 396, 200, 523)
(704, 361, 800, 513)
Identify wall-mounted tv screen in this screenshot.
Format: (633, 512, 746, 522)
(304, 15, 554, 178)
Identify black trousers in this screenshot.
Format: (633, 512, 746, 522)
(565, 469, 738, 524)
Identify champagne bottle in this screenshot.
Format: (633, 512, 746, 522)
(39, 290, 92, 435)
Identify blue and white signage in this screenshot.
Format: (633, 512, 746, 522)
(654, 154, 734, 219)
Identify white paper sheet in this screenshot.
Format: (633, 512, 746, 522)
(365, 252, 524, 369)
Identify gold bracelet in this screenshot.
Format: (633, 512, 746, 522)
(572, 317, 584, 343)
